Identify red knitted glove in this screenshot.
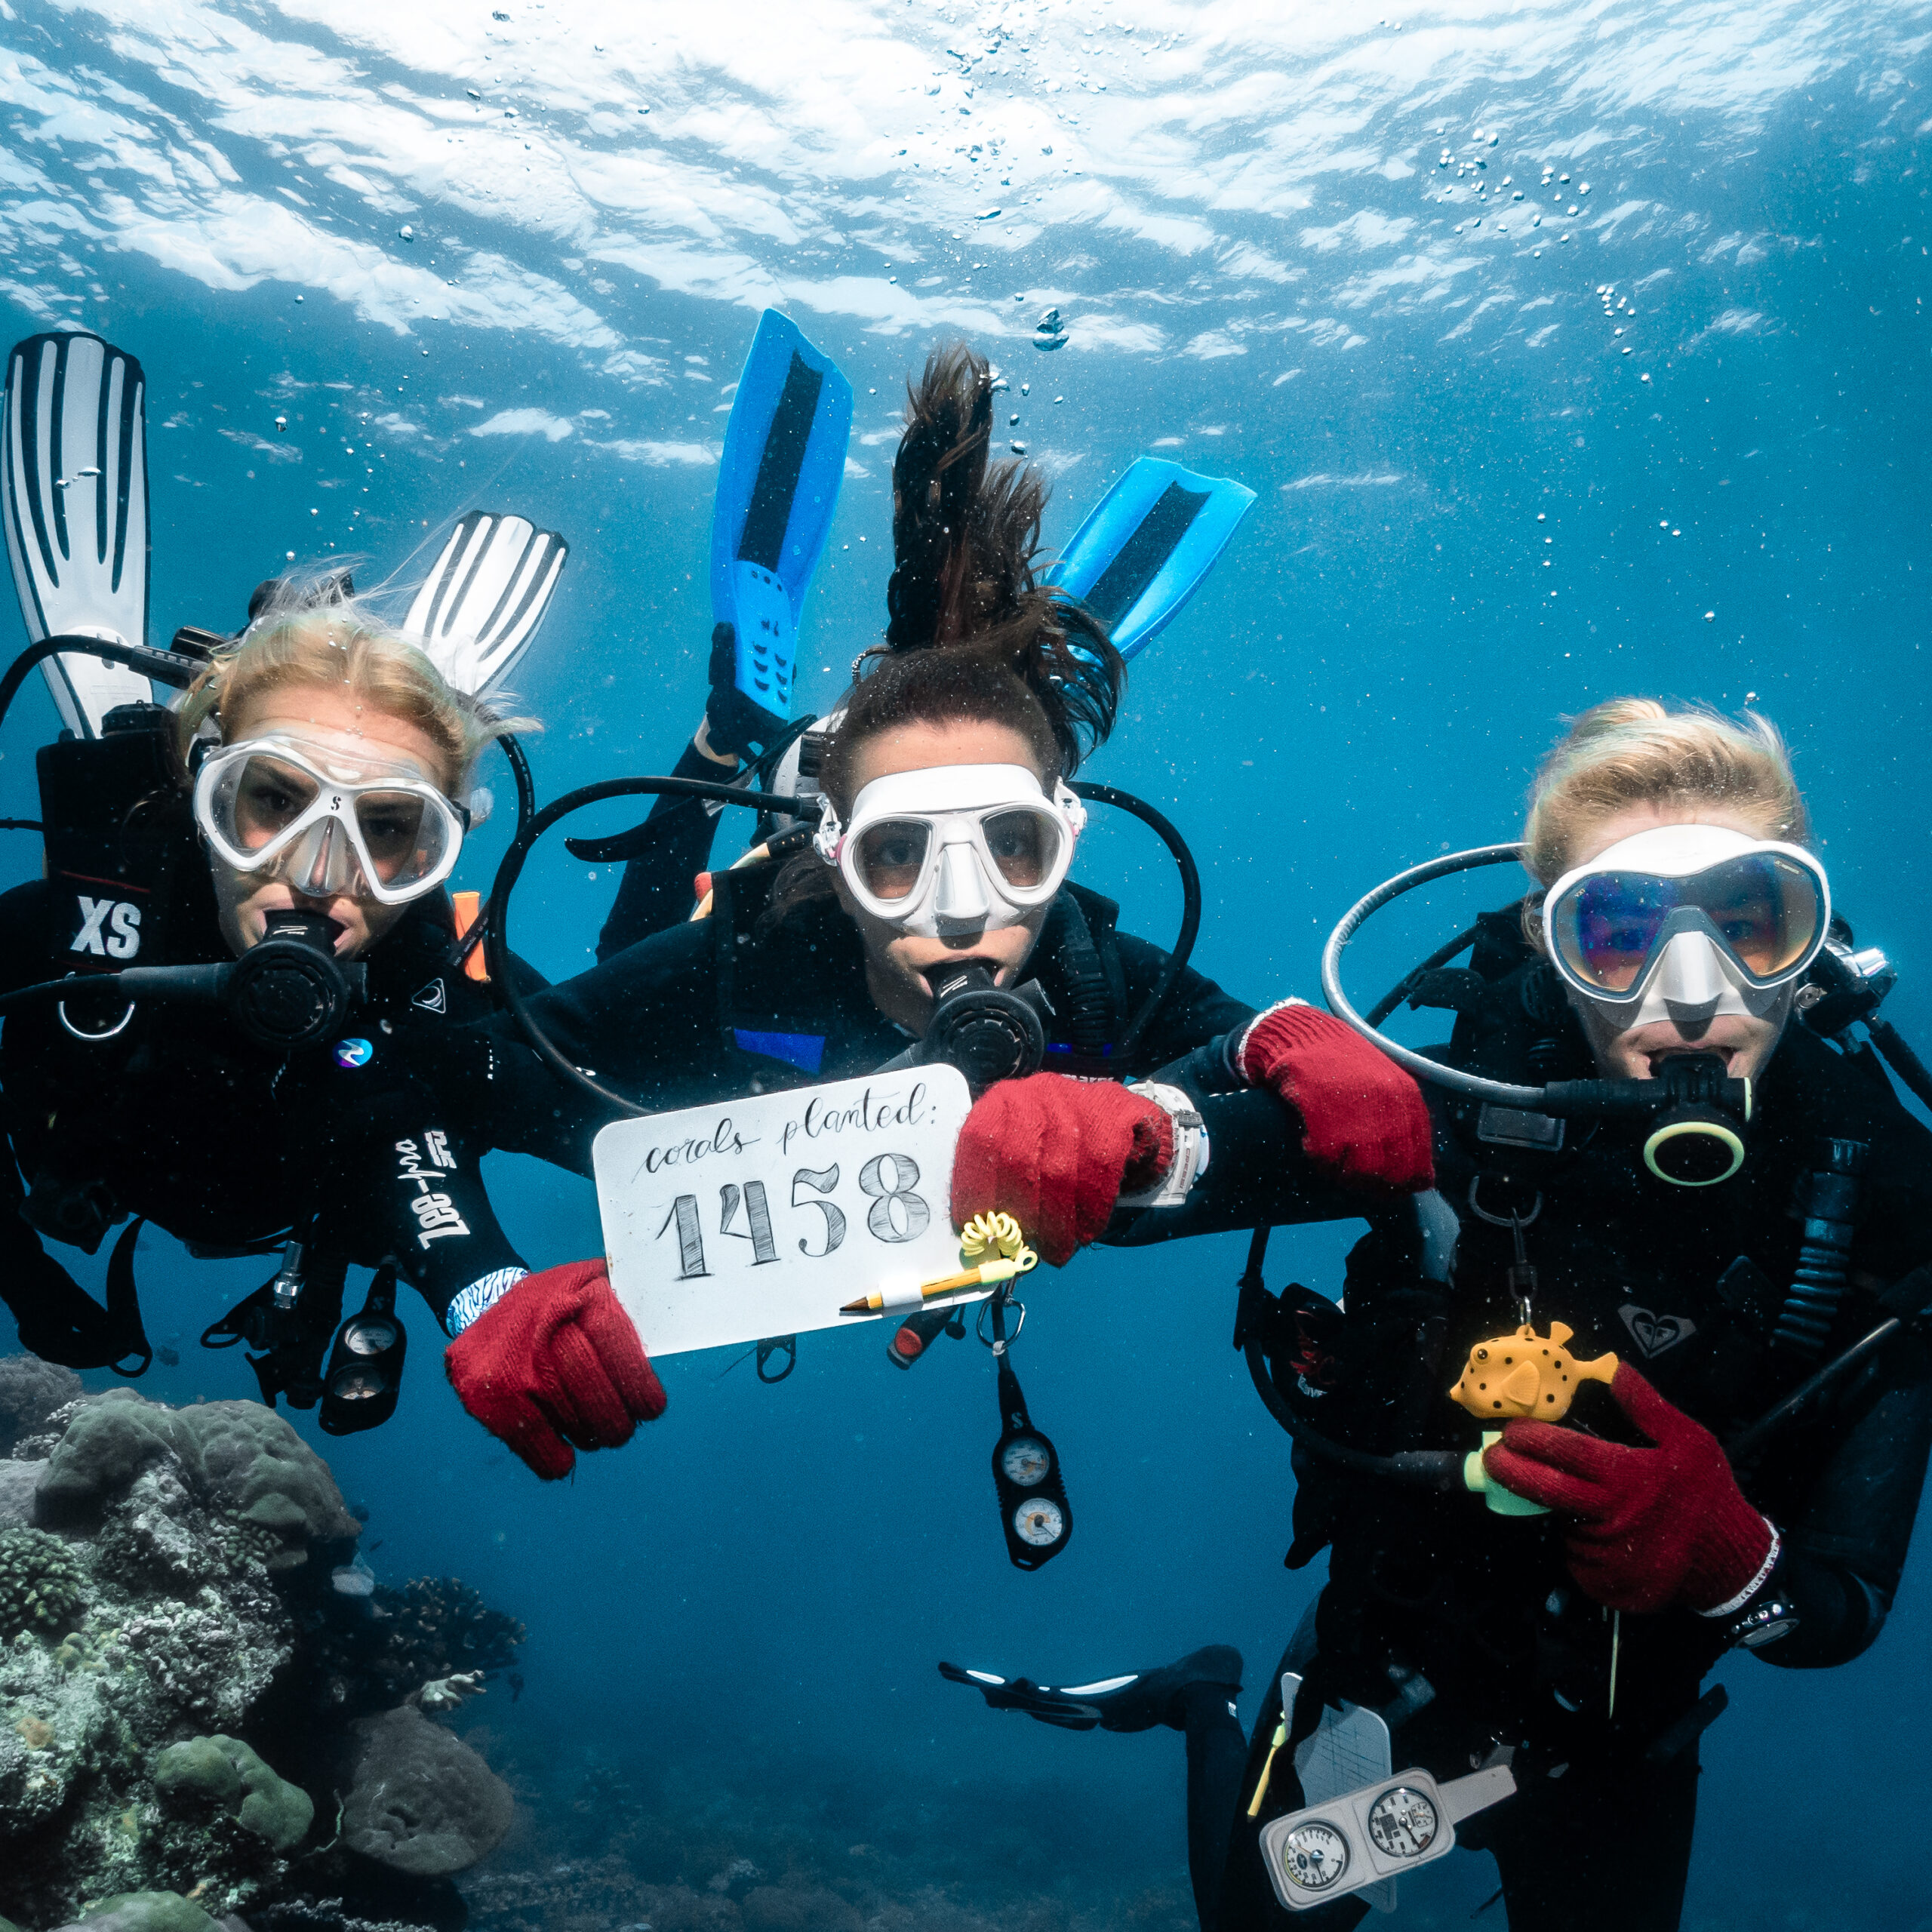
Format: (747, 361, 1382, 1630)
(950, 1072, 1174, 1266)
(1484, 1363, 1777, 1615)
(445, 1260, 666, 1481)
(1235, 1001, 1433, 1192)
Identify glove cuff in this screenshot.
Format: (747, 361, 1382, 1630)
(1695, 1518, 1782, 1618)
(1232, 998, 1329, 1084)
(447, 1266, 530, 1337)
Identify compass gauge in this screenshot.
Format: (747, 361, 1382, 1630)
(1366, 1785, 1439, 1860)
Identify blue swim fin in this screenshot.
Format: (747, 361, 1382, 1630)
(709, 310, 853, 721)
(1047, 457, 1256, 661)
(2, 331, 153, 736)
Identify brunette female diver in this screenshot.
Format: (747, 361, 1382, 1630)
(424, 345, 1438, 1480)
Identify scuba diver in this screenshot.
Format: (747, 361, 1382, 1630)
(0, 329, 571, 1424)
(943, 700, 1932, 1931)
(423, 341, 1434, 1483)
(0, 586, 545, 1423)
(592, 306, 1254, 961)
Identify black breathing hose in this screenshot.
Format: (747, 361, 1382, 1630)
(485, 774, 823, 1119)
(0, 635, 203, 724)
(1068, 780, 1201, 1057)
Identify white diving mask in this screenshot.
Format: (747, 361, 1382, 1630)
(1541, 823, 1830, 1029)
(193, 734, 467, 908)
(814, 763, 1087, 937)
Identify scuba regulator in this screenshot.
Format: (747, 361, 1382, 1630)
(1321, 844, 1758, 1186)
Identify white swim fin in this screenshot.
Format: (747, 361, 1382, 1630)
(2, 331, 154, 735)
(402, 509, 568, 697)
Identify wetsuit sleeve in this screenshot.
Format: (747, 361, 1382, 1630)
(315, 1075, 530, 1337)
(594, 740, 737, 962)
(1091, 928, 1394, 1242)
(1111, 927, 1256, 1067)
(0, 881, 51, 996)
(1746, 1318, 1932, 1669)
(457, 918, 728, 1172)
(0, 881, 131, 1367)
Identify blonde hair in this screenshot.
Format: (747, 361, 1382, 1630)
(1524, 697, 1808, 885)
(177, 580, 530, 796)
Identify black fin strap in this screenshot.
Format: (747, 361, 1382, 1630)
(1, 1222, 150, 1374)
(103, 1216, 153, 1377)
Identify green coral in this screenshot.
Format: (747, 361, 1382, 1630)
(38, 1391, 358, 1569)
(78, 1892, 220, 1932)
(152, 1734, 314, 1852)
(0, 1524, 87, 1638)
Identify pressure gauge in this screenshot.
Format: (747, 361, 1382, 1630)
(1366, 1786, 1438, 1859)
(1011, 1495, 1066, 1547)
(991, 1356, 1072, 1569)
(1260, 1763, 1516, 1912)
(1278, 1820, 1349, 1891)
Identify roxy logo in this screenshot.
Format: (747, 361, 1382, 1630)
(71, 895, 141, 960)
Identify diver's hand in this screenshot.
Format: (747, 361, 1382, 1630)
(444, 1260, 666, 1481)
(1484, 1364, 1777, 1616)
(1234, 999, 1434, 1192)
(703, 621, 789, 757)
(951, 1072, 1174, 1266)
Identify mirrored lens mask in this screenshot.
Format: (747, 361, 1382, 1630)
(1543, 826, 1829, 1013)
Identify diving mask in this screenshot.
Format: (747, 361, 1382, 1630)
(193, 734, 467, 907)
(1542, 824, 1829, 1027)
(814, 763, 1085, 937)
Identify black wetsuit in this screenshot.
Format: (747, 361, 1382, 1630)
(460, 860, 1364, 1253)
(1186, 917, 1932, 1931)
(0, 833, 534, 1389)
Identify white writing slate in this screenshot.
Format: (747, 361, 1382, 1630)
(593, 1066, 976, 1357)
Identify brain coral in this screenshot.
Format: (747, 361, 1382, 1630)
(342, 1705, 513, 1876)
(0, 1355, 80, 1457)
(37, 1392, 358, 1568)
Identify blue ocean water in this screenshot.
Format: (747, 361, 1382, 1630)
(3, 2, 1930, 1924)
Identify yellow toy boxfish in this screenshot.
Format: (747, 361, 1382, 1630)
(1449, 1321, 1619, 1424)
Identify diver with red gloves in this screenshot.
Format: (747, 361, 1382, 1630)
(431, 343, 1435, 1481)
(946, 699, 1932, 1931)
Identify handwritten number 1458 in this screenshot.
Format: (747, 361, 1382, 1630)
(656, 1156, 928, 1280)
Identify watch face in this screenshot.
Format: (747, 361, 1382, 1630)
(1366, 1786, 1438, 1860)
(1011, 1496, 1066, 1547)
(1000, 1435, 1052, 1486)
(1280, 1820, 1349, 1891)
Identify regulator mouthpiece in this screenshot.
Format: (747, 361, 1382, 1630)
(916, 964, 1048, 1094)
(228, 909, 360, 1051)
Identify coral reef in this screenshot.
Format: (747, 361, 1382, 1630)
(36, 1392, 360, 1571)
(342, 1706, 514, 1877)
(371, 1579, 526, 1694)
(153, 1736, 314, 1854)
(0, 1357, 80, 1459)
(0, 1365, 524, 1931)
(460, 1752, 1199, 1932)
(53, 1894, 217, 1932)
(0, 1527, 86, 1638)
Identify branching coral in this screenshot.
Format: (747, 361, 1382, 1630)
(0, 1526, 86, 1638)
